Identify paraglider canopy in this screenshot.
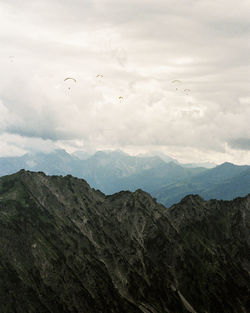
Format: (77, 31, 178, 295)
(64, 77, 76, 83)
(172, 80, 182, 90)
(172, 80, 182, 84)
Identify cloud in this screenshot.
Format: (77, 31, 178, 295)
(0, 133, 56, 157)
(0, 0, 250, 164)
(228, 138, 250, 151)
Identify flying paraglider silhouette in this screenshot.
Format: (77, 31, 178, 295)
(96, 74, 104, 85)
(64, 77, 76, 90)
(184, 88, 191, 95)
(172, 80, 182, 91)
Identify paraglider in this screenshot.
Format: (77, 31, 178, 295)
(172, 80, 182, 91)
(95, 74, 104, 85)
(184, 88, 191, 95)
(64, 77, 76, 90)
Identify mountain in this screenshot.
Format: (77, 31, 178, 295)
(76, 150, 167, 193)
(112, 161, 206, 195)
(0, 149, 206, 195)
(0, 170, 249, 313)
(0, 149, 80, 177)
(71, 150, 94, 160)
(191, 162, 249, 187)
(180, 161, 216, 169)
(0, 151, 248, 205)
(136, 151, 178, 163)
(154, 162, 250, 206)
(136, 152, 217, 169)
(0, 149, 166, 179)
(79, 152, 206, 194)
(201, 167, 250, 200)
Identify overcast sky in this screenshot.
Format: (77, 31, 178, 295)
(0, 0, 250, 164)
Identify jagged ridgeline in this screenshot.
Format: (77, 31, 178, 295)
(0, 170, 249, 313)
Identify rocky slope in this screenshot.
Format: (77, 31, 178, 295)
(0, 170, 249, 313)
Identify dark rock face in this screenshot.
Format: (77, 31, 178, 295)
(0, 170, 249, 313)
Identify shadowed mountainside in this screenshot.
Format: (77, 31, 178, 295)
(0, 170, 249, 312)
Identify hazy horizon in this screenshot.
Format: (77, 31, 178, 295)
(0, 0, 250, 165)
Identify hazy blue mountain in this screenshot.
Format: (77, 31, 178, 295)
(180, 161, 217, 169)
(137, 152, 217, 168)
(71, 150, 94, 160)
(70, 151, 206, 194)
(77, 150, 171, 193)
(136, 151, 178, 163)
(201, 167, 250, 200)
(0, 151, 248, 205)
(191, 162, 249, 187)
(0, 149, 81, 177)
(154, 162, 250, 206)
(1, 149, 202, 195)
(0, 150, 180, 194)
(111, 161, 207, 195)
(0, 154, 31, 176)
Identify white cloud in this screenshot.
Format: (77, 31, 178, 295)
(0, 0, 250, 164)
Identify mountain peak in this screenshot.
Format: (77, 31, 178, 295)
(218, 161, 235, 167)
(180, 194, 204, 204)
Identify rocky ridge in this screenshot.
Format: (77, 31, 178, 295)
(0, 170, 249, 312)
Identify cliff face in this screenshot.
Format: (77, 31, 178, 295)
(0, 170, 249, 313)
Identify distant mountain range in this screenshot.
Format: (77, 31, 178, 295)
(0, 170, 249, 312)
(154, 162, 250, 206)
(0, 149, 249, 206)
